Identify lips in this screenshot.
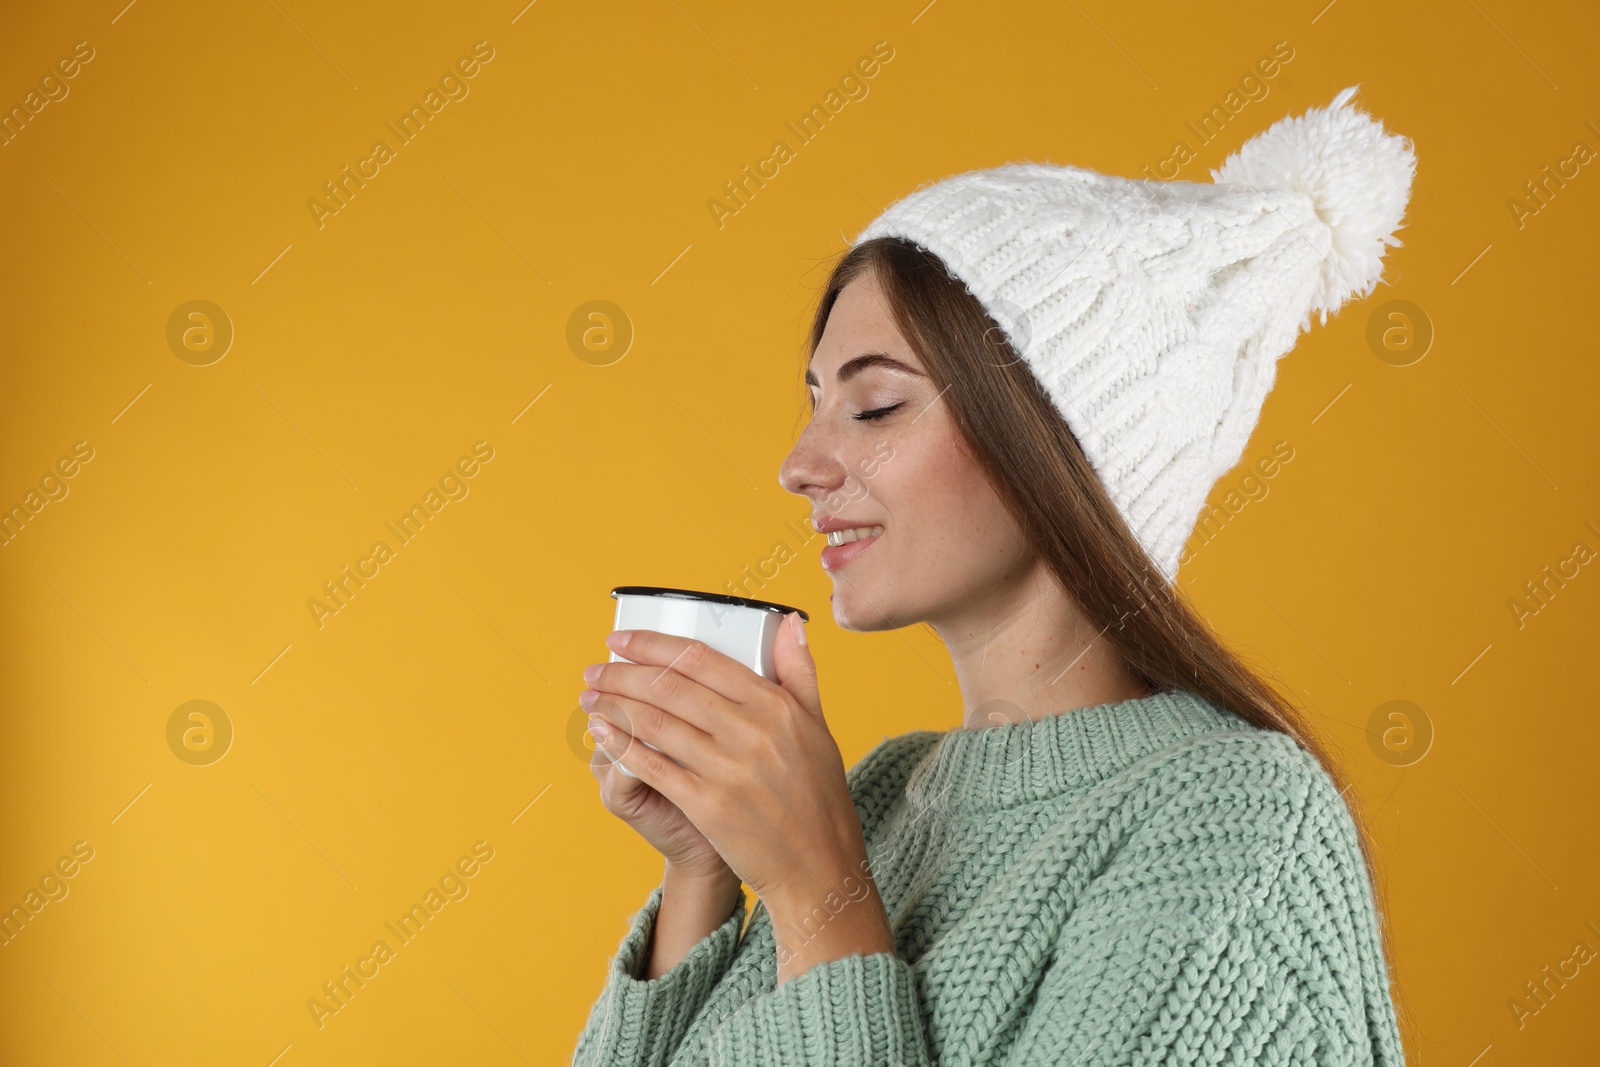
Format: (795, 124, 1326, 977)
(811, 515, 883, 535)
(818, 524, 882, 572)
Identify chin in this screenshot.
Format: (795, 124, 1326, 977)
(827, 578, 908, 632)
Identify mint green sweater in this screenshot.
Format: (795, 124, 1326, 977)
(571, 689, 1405, 1066)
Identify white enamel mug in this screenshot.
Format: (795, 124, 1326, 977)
(603, 586, 808, 778)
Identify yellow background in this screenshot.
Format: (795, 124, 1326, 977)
(2, 1, 1597, 1063)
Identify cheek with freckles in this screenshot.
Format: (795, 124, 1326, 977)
(904, 421, 972, 516)
(891, 426, 1024, 586)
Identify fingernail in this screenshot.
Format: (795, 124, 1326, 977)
(578, 688, 598, 708)
(587, 715, 610, 743)
(582, 664, 602, 685)
(790, 611, 807, 646)
(604, 630, 630, 652)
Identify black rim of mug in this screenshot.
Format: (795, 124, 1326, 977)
(610, 586, 809, 623)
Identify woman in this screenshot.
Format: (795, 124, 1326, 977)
(573, 85, 1415, 1066)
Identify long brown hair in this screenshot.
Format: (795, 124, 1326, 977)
(803, 234, 1403, 1020)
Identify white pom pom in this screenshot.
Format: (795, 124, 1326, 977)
(1210, 85, 1417, 323)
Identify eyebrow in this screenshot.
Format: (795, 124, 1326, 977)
(804, 352, 927, 388)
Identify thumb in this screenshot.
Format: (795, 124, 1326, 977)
(773, 611, 822, 718)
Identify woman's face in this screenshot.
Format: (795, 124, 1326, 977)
(779, 267, 1037, 631)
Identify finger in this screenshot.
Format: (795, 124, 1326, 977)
(604, 629, 766, 708)
(587, 705, 699, 802)
(590, 720, 633, 782)
(588, 657, 733, 737)
(773, 611, 823, 719)
(586, 692, 719, 777)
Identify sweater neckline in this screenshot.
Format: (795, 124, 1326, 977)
(902, 688, 1251, 814)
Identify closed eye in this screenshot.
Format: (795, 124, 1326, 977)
(853, 402, 906, 422)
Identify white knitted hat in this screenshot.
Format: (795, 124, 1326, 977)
(853, 85, 1417, 582)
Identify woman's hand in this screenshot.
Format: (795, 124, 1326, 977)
(586, 700, 734, 885)
(580, 613, 876, 917)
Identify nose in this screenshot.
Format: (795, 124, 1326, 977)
(778, 420, 846, 502)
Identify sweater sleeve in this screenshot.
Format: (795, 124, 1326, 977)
(697, 733, 946, 1067)
(570, 881, 748, 1067)
(1000, 738, 1406, 1067)
(704, 947, 934, 1067)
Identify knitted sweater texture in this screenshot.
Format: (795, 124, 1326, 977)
(570, 689, 1405, 1066)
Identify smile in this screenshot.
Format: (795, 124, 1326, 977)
(821, 526, 883, 571)
(825, 524, 884, 546)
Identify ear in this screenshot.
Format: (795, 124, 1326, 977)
(772, 612, 822, 718)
